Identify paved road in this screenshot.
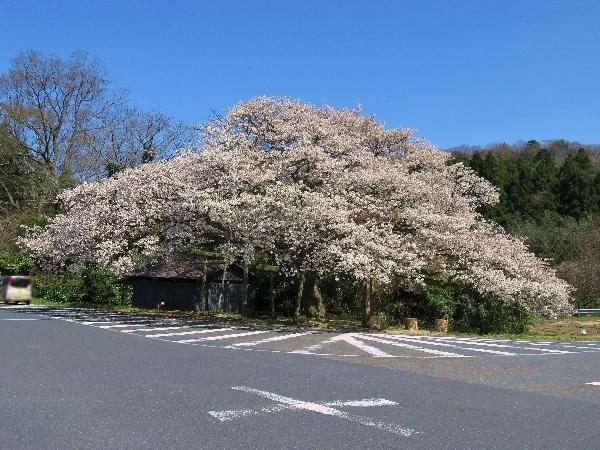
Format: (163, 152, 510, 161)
(1, 306, 599, 449)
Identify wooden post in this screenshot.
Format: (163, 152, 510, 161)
(435, 319, 448, 333)
(269, 272, 275, 318)
(405, 317, 418, 330)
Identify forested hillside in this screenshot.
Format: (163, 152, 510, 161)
(450, 140, 600, 309)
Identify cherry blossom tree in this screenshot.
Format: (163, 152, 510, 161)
(19, 97, 574, 319)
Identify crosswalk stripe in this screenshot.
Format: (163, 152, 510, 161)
(147, 327, 232, 338)
(381, 335, 517, 356)
(357, 334, 464, 357)
(225, 331, 315, 348)
(176, 330, 271, 343)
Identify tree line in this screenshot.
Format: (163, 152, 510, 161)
(450, 141, 600, 310)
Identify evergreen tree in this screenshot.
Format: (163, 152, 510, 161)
(531, 148, 558, 216)
(557, 149, 595, 218)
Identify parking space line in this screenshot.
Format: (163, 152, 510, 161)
(382, 335, 517, 356)
(121, 325, 202, 333)
(357, 334, 465, 357)
(0, 318, 40, 321)
(147, 327, 232, 338)
(412, 336, 573, 354)
(177, 330, 271, 343)
(225, 331, 315, 348)
(6, 306, 599, 361)
(81, 320, 148, 325)
(329, 334, 396, 358)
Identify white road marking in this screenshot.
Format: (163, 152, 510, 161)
(207, 398, 397, 422)
(212, 386, 417, 436)
(429, 336, 513, 343)
(225, 331, 315, 348)
(8, 307, 599, 360)
(97, 323, 152, 329)
(323, 398, 398, 407)
(177, 330, 271, 343)
(81, 320, 148, 325)
(357, 334, 465, 357)
(290, 340, 329, 354)
(586, 382, 600, 386)
(410, 336, 573, 354)
(382, 335, 517, 356)
(121, 325, 200, 333)
(208, 405, 289, 421)
(50, 317, 77, 322)
(147, 327, 232, 338)
(329, 334, 395, 358)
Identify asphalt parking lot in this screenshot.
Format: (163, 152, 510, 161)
(1, 305, 599, 449)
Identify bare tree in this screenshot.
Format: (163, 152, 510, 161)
(77, 107, 192, 178)
(0, 50, 193, 183)
(133, 111, 189, 164)
(0, 50, 117, 179)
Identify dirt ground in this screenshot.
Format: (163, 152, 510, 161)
(528, 316, 600, 338)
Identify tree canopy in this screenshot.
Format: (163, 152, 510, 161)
(20, 97, 573, 318)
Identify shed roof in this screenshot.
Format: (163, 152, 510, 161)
(126, 260, 233, 281)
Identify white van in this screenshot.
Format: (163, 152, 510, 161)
(0, 276, 32, 305)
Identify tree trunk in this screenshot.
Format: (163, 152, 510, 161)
(218, 263, 228, 309)
(0, 179, 17, 208)
(294, 271, 305, 323)
(241, 262, 249, 314)
(362, 278, 372, 327)
(269, 272, 275, 318)
(301, 271, 325, 318)
(197, 262, 207, 312)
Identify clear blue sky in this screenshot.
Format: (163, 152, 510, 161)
(2, 0, 599, 148)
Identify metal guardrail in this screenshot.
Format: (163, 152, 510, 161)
(575, 309, 600, 315)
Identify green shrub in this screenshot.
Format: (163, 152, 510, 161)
(82, 268, 132, 306)
(319, 275, 362, 317)
(378, 279, 529, 334)
(0, 242, 33, 275)
(449, 289, 528, 334)
(33, 273, 86, 303)
(33, 268, 131, 306)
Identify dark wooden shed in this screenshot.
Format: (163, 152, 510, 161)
(126, 261, 256, 313)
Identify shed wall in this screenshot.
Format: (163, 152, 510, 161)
(131, 278, 256, 312)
